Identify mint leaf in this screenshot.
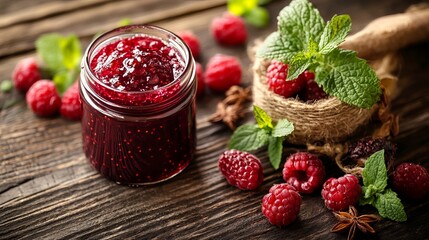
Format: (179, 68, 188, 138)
(256, 32, 300, 61)
(272, 119, 294, 137)
(0, 80, 13, 93)
(118, 18, 132, 27)
(287, 40, 319, 80)
(36, 34, 64, 73)
(228, 124, 269, 151)
(258, 0, 271, 4)
(319, 14, 351, 54)
(60, 34, 82, 71)
(243, 6, 270, 28)
(54, 70, 77, 94)
(36, 33, 82, 93)
(361, 150, 387, 193)
(315, 49, 380, 108)
(287, 53, 312, 80)
(268, 136, 283, 169)
(278, 0, 325, 51)
(374, 189, 407, 222)
(228, 0, 257, 16)
(359, 190, 375, 206)
(253, 105, 273, 129)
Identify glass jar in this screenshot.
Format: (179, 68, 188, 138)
(80, 25, 196, 186)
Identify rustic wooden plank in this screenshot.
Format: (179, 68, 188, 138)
(1, 0, 429, 239)
(0, 0, 114, 28)
(0, 0, 227, 58)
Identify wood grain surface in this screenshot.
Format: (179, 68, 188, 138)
(1, 0, 429, 239)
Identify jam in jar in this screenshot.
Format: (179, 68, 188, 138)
(80, 25, 196, 185)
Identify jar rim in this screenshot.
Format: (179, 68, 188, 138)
(82, 24, 192, 95)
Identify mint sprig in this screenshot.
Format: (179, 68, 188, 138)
(256, 0, 380, 108)
(227, 0, 270, 28)
(229, 105, 294, 169)
(36, 33, 82, 93)
(359, 150, 407, 222)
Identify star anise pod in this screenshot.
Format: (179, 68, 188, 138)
(208, 86, 252, 130)
(331, 206, 380, 240)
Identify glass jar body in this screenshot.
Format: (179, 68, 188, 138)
(80, 25, 196, 185)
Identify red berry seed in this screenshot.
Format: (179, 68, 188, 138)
(262, 183, 302, 226)
(26, 80, 61, 117)
(392, 163, 429, 200)
(205, 54, 241, 92)
(321, 174, 362, 211)
(282, 152, 326, 194)
(211, 13, 247, 46)
(218, 149, 264, 190)
(12, 57, 41, 92)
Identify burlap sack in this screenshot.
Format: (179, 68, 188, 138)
(252, 57, 378, 145)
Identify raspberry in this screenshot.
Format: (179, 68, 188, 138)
(392, 163, 429, 200)
(26, 80, 61, 117)
(282, 152, 325, 194)
(218, 149, 263, 190)
(211, 13, 247, 46)
(12, 57, 41, 92)
(345, 137, 396, 173)
(195, 62, 205, 97)
(262, 183, 302, 226)
(60, 82, 82, 120)
(301, 71, 328, 102)
(204, 54, 241, 92)
(178, 31, 201, 58)
(266, 60, 306, 98)
(321, 174, 362, 211)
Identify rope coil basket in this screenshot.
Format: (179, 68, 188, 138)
(252, 57, 378, 145)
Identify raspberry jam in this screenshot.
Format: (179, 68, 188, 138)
(80, 25, 196, 185)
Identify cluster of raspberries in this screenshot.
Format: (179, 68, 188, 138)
(218, 137, 429, 226)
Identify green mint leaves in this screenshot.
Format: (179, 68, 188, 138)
(360, 150, 407, 222)
(256, 0, 380, 108)
(229, 105, 294, 169)
(227, 0, 270, 28)
(0, 80, 13, 93)
(36, 33, 82, 93)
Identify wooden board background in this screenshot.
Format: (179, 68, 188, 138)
(1, 0, 429, 239)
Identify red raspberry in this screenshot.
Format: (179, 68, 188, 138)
(392, 163, 429, 200)
(205, 54, 241, 92)
(12, 57, 41, 92)
(301, 70, 328, 102)
(262, 183, 302, 226)
(211, 13, 247, 46)
(282, 152, 325, 194)
(218, 149, 263, 190)
(321, 174, 362, 211)
(266, 60, 306, 98)
(195, 62, 205, 97)
(178, 31, 201, 58)
(60, 82, 82, 120)
(26, 80, 61, 117)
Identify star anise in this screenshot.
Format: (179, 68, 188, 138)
(208, 86, 252, 130)
(331, 206, 380, 240)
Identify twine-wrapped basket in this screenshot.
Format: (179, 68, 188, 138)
(252, 57, 378, 145)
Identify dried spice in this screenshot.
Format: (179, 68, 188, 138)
(208, 86, 252, 130)
(331, 206, 380, 240)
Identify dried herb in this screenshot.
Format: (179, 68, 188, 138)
(208, 86, 252, 130)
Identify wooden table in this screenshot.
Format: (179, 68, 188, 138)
(1, 0, 429, 239)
